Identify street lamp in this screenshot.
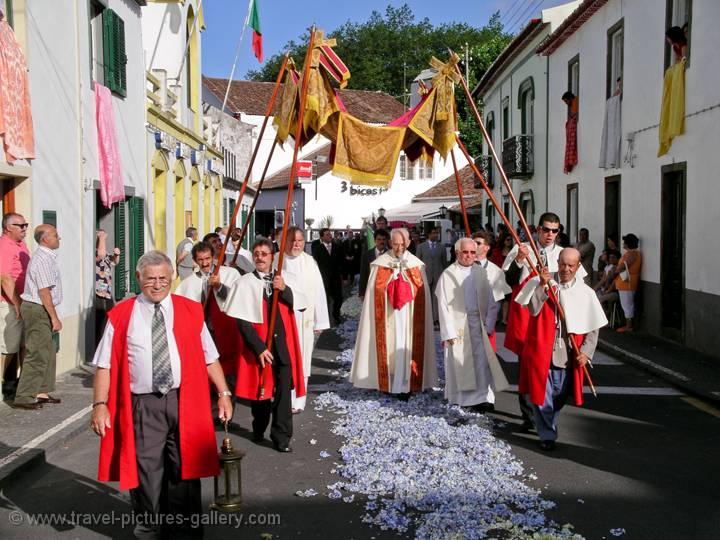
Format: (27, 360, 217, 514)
(378, 207, 386, 217)
(439, 204, 448, 219)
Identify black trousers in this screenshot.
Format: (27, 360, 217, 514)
(130, 389, 203, 539)
(251, 363, 292, 446)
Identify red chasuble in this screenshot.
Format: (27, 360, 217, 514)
(98, 295, 219, 490)
(519, 297, 585, 407)
(234, 298, 306, 401)
(207, 294, 242, 376)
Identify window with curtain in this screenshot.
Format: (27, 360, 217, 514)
(606, 21, 624, 98)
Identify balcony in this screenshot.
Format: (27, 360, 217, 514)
(146, 70, 180, 121)
(501, 135, 534, 179)
(473, 155, 494, 189)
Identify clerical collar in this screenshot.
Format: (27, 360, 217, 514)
(475, 258, 488, 268)
(558, 277, 576, 290)
(255, 270, 271, 279)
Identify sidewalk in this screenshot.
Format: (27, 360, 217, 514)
(0, 364, 95, 487)
(597, 328, 720, 406)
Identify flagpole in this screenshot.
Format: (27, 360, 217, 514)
(259, 27, 317, 398)
(221, 0, 255, 114)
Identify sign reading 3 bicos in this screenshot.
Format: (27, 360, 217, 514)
(340, 181, 388, 197)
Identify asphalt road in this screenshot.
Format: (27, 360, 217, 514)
(0, 331, 718, 539)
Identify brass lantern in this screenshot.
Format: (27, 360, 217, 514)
(212, 422, 245, 512)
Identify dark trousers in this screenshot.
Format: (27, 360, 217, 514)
(130, 390, 203, 539)
(517, 355, 535, 426)
(251, 363, 292, 446)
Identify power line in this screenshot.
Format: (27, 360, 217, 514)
(509, 0, 546, 34)
(504, 0, 535, 32)
(501, 0, 528, 27)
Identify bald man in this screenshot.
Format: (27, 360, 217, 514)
(13, 225, 63, 409)
(517, 248, 607, 450)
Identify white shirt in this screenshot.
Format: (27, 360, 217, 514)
(92, 294, 218, 394)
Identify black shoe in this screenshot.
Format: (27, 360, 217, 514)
(539, 440, 556, 452)
(252, 432, 265, 442)
(472, 402, 495, 413)
(395, 392, 411, 402)
(11, 401, 43, 410)
(37, 395, 62, 404)
(273, 442, 292, 453)
(520, 420, 535, 433)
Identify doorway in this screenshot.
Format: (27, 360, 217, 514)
(660, 163, 686, 341)
(604, 176, 621, 250)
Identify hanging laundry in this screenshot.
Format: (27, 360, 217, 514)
(0, 18, 35, 163)
(657, 58, 685, 156)
(599, 94, 622, 169)
(95, 83, 125, 208)
(564, 115, 578, 174)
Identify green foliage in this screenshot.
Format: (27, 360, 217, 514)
(247, 5, 513, 158)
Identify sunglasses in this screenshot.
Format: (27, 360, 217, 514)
(10, 223, 29, 229)
(460, 250, 477, 255)
(540, 226, 559, 234)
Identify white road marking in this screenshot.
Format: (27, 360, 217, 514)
(504, 384, 683, 396)
(0, 406, 93, 471)
(598, 340, 691, 382)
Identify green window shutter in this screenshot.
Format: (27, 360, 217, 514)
(250, 213, 255, 248)
(241, 206, 248, 249)
(102, 9, 126, 96)
(129, 197, 145, 294)
(114, 201, 127, 300)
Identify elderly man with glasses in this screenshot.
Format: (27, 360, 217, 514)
(501, 212, 587, 431)
(436, 237, 508, 413)
(0, 213, 30, 399)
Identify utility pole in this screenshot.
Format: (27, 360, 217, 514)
(465, 42, 470, 86)
(403, 61, 408, 110)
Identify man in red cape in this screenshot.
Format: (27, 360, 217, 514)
(503, 213, 587, 431)
(175, 240, 241, 376)
(224, 238, 305, 453)
(90, 250, 233, 538)
(517, 248, 606, 451)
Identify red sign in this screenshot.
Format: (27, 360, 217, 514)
(295, 160, 313, 178)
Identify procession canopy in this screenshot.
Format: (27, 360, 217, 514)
(273, 30, 459, 187)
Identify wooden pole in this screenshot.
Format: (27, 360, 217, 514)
(214, 54, 289, 272)
(259, 28, 317, 398)
(231, 138, 278, 266)
(449, 149, 471, 236)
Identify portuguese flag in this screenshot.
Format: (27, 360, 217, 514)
(249, 0, 263, 63)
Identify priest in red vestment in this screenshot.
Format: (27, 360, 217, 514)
(517, 248, 607, 451)
(90, 251, 233, 538)
(224, 238, 305, 453)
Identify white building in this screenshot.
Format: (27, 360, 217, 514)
(0, 0, 148, 373)
(472, 1, 580, 229)
(539, 0, 720, 356)
(203, 79, 457, 232)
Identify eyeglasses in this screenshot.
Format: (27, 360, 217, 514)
(460, 250, 477, 255)
(253, 251, 272, 257)
(475, 241, 486, 247)
(540, 226, 559, 234)
(143, 277, 170, 286)
(10, 223, 29, 229)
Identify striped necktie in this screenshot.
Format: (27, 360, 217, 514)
(152, 303, 173, 394)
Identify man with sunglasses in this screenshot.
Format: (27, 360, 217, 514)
(436, 238, 508, 412)
(0, 213, 30, 399)
(502, 213, 587, 430)
(471, 230, 511, 352)
(225, 239, 305, 452)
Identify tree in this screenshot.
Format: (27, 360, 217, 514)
(247, 5, 512, 157)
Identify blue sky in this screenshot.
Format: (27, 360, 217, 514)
(201, 0, 570, 80)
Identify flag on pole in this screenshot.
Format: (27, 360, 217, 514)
(249, 0, 263, 63)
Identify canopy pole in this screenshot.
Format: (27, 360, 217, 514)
(214, 54, 290, 273)
(231, 138, 278, 266)
(260, 28, 317, 398)
(450, 149, 471, 236)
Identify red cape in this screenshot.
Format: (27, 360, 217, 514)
(207, 294, 242, 376)
(234, 298, 306, 401)
(98, 295, 219, 490)
(519, 296, 585, 407)
(503, 275, 534, 355)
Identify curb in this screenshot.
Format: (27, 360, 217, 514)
(0, 406, 93, 489)
(597, 338, 720, 407)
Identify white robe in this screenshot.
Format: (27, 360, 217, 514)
(225, 244, 254, 274)
(274, 252, 329, 409)
(478, 258, 510, 334)
(436, 263, 509, 406)
(175, 265, 240, 310)
(350, 251, 438, 393)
